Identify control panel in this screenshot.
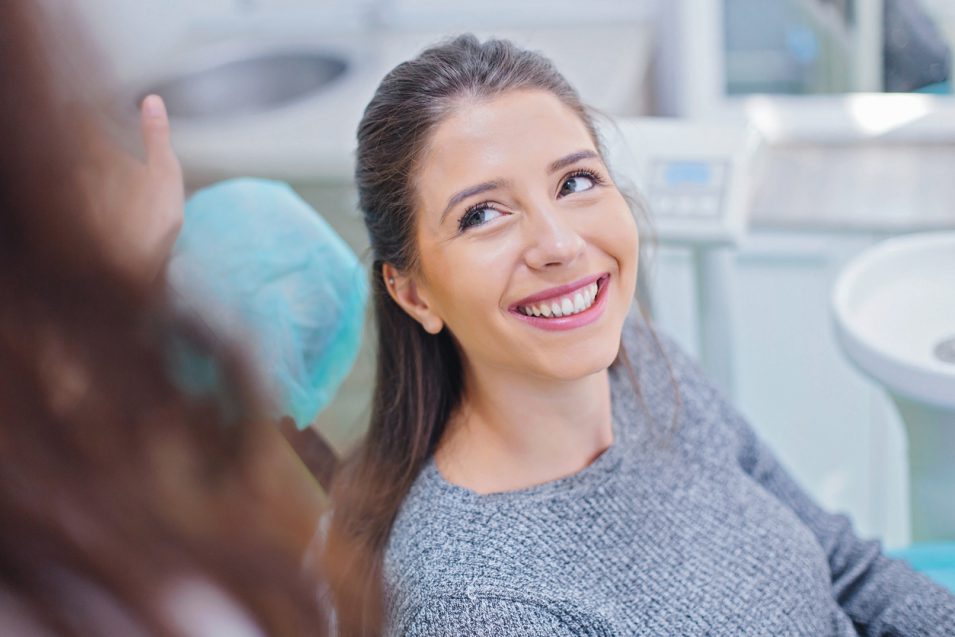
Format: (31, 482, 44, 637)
(600, 118, 761, 246)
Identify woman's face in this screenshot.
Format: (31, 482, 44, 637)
(396, 88, 639, 382)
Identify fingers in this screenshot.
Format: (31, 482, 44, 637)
(139, 94, 179, 176)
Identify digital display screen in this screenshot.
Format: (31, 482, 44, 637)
(664, 161, 712, 186)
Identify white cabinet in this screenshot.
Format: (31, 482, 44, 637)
(647, 231, 910, 548)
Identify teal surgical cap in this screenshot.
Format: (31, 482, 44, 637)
(168, 178, 368, 429)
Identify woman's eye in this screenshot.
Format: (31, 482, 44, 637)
(459, 204, 503, 231)
(559, 172, 597, 197)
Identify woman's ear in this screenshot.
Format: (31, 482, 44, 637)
(382, 263, 444, 334)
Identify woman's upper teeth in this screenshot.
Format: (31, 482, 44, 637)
(519, 281, 598, 318)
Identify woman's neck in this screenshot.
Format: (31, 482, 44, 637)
(434, 364, 613, 494)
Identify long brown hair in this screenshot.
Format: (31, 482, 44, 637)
(0, 4, 327, 635)
(324, 34, 679, 635)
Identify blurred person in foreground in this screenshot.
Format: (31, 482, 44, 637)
(0, 3, 345, 635)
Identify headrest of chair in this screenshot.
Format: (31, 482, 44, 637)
(169, 178, 368, 429)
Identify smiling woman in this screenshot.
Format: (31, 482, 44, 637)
(323, 34, 955, 637)
(388, 89, 638, 391)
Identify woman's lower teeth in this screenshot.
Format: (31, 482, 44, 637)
(519, 281, 599, 318)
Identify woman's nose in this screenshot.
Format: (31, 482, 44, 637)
(522, 205, 585, 270)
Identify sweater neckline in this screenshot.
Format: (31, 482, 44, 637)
(419, 362, 633, 503)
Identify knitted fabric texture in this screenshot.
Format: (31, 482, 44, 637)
(383, 309, 955, 636)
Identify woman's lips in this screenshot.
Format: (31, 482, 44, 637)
(509, 274, 610, 331)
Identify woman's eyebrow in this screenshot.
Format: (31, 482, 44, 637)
(438, 149, 600, 225)
(440, 179, 512, 224)
(548, 149, 599, 174)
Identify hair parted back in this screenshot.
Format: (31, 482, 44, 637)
(324, 33, 677, 636)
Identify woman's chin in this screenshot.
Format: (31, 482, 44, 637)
(531, 345, 620, 383)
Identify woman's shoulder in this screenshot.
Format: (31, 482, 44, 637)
(383, 466, 606, 634)
(386, 488, 610, 637)
(383, 462, 494, 592)
(383, 461, 466, 579)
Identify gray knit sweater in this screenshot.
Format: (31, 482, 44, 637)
(383, 309, 955, 636)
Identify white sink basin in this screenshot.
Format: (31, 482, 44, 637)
(135, 45, 350, 123)
(833, 231, 955, 541)
(833, 232, 955, 410)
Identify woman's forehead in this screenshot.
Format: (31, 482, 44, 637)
(417, 90, 596, 200)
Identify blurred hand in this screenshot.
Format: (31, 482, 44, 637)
(84, 94, 184, 282)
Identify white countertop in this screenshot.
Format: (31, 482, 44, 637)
(724, 95, 955, 233)
(750, 143, 955, 233)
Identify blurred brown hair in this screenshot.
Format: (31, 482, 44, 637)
(0, 3, 329, 635)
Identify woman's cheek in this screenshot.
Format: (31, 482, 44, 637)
(607, 203, 639, 260)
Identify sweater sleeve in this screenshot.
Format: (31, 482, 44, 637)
(657, 331, 955, 636)
(396, 595, 607, 637)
